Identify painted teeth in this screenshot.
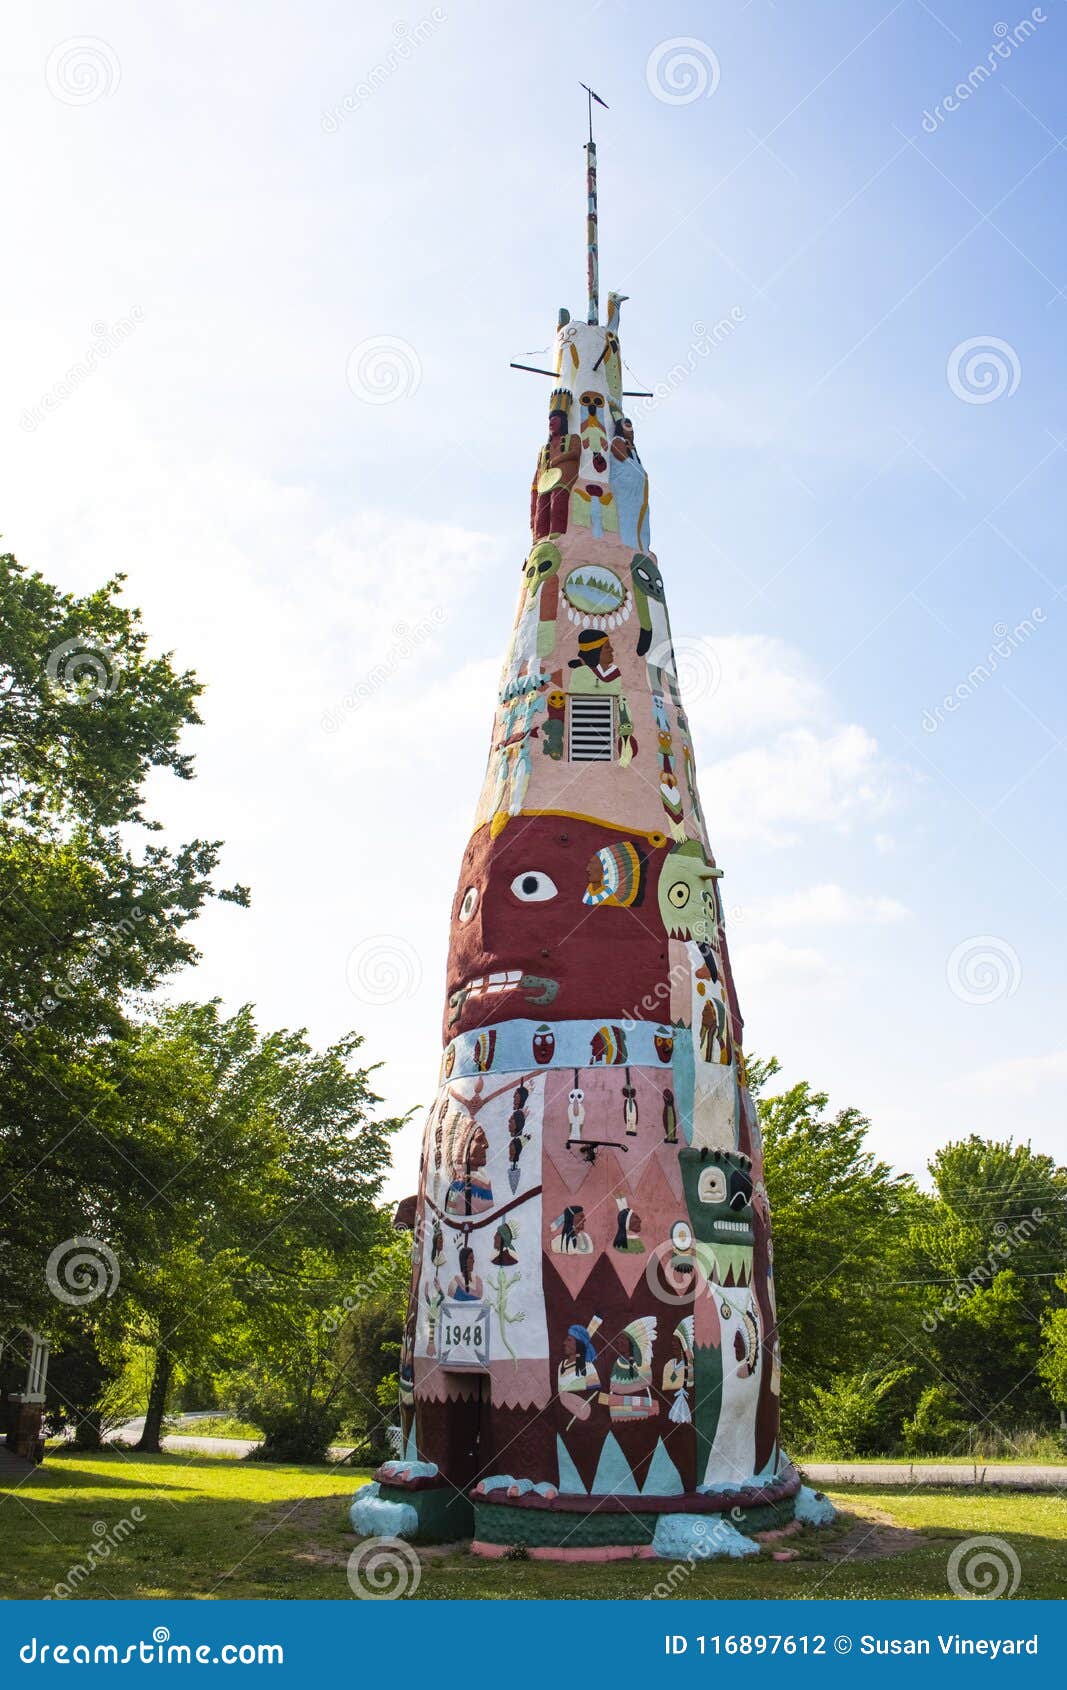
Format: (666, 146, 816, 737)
(713, 1220, 750, 1235)
(465, 972, 522, 996)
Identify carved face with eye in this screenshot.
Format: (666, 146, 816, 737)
(445, 817, 671, 1038)
(680, 1148, 756, 1268)
(523, 541, 562, 599)
(631, 554, 665, 604)
(658, 841, 723, 945)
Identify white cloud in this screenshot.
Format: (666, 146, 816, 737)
(682, 633, 824, 746)
(948, 1048, 1067, 1100)
(702, 724, 899, 847)
(730, 938, 841, 993)
(741, 883, 911, 929)
(678, 634, 906, 849)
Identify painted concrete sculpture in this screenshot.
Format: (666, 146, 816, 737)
(355, 130, 805, 1561)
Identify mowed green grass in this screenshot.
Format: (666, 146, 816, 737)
(2, 1450, 1064, 1600)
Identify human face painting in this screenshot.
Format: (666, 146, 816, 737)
(445, 817, 671, 1038)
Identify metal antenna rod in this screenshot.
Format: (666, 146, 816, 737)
(579, 83, 608, 325)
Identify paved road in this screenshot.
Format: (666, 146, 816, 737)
(113, 1419, 358, 1461)
(157, 1433, 357, 1462)
(155, 1445, 1064, 1486)
(804, 1462, 1067, 1489)
(112, 1428, 1067, 1486)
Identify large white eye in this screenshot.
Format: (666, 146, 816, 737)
(698, 1166, 727, 1205)
(458, 886, 479, 923)
(510, 871, 558, 902)
(667, 880, 691, 909)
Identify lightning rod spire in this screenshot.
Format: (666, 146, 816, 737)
(580, 83, 608, 326)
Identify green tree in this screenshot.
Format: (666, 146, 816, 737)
(335, 1225, 413, 1459)
(1039, 1281, 1067, 1411)
(907, 1138, 1067, 1434)
(112, 1003, 400, 1453)
(0, 552, 247, 1331)
(752, 1059, 918, 1448)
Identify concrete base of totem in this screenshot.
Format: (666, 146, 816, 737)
(353, 1469, 475, 1544)
(351, 1463, 835, 1561)
(469, 1466, 803, 1561)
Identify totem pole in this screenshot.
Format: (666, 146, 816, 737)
(353, 100, 820, 1561)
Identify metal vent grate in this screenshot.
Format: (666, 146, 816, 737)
(568, 695, 614, 761)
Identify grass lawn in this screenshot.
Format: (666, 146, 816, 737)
(2, 1450, 1064, 1600)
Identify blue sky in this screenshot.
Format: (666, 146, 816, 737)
(2, 0, 1064, 1195)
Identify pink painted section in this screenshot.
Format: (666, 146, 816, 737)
(754, 1519, 804, 1544)
(490, 1357, 551, 1408)
(412, 1354, 550, 1411)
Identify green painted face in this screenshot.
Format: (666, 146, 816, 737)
(679, 1148, 755, 1285)
(631, 554, 664, 603)
(524, 541, 562, 598)
(658, 843, 722, 943)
